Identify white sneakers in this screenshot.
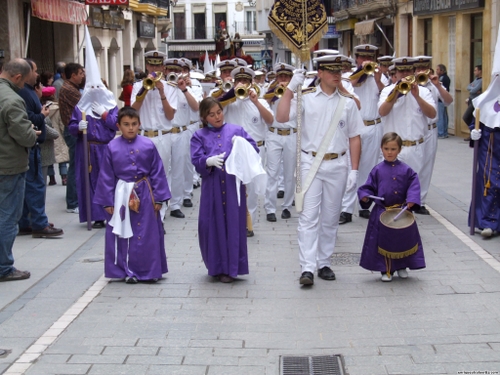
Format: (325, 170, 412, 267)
(66, 207, 79, 214)
(481, 228, 493, 237)
(381, 269, 408, 282)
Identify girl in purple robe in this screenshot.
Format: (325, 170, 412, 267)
(94, 108, 171, 284)
(191, 97, 258, 283)
(358, 132, 426, 282)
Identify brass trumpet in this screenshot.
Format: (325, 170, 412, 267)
(275, 84, 288, 98)
(397, 75, 416, 95)
(363, 62, 379, 75)
(222, 80, 234, 92)
(167, 73, 187, 83)
(235, 84, 251, 99)
(143, 71, 163, 90)
(416, 69, 431, 85)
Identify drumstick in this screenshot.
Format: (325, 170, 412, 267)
(367, 195, 385, 201)
(393, 205, 408, 221)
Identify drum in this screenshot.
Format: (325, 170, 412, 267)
(378, 208, 419, 259)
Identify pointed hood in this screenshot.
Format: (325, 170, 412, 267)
(77, 26, 117, 119)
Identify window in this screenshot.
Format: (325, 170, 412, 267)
(245, 10, 256, 34)
(424, 19, 432, 57)
(194, 13, 206, 39)
(470, 13, 482, 82)
(173, 13, 186, 39)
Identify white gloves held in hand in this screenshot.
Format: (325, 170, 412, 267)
(345, 170, 359, 193)
(470, 129, 481, 141)
(206, 152, 226, 169)
(287, 69, 306, 92)
(78, 120, 88, 131)
(91, 102, 106, 117)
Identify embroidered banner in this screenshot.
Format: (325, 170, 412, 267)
(268, 0, 327, 61)
(32, 0, 89, 25)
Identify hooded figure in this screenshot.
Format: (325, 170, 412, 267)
(68, 26, 118, 228)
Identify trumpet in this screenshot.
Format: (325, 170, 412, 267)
(275, 84, 288, 98)
(143, 71, 164, 90)
(167, 73, 187, 83)
(222, 80, 234, 92)
(235, 84, 251, 100)
(416, 69, 431, 85)
(363, 62, 379, 75)
(385, 75, 416, 102)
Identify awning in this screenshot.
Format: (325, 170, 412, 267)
(354, 18, 382, 36)
(167, 43, 216, 52)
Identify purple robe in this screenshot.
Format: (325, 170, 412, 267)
(94, 135, 171, 280)
(190, 123, 258, 278)
(468, 123, 500, 232)
(357, 159, 426, 273)
(68, 107, 118, 223)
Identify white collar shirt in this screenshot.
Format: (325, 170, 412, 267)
(422, 81, 444, 124)
(269, 96, 297, 129)
(131, 81, 178, 131)
(189, 80, 204, 122)
(379, 84, 436, 140)
(352, 75, 381, 120)
(290, 85, 364, 154)
(223, 96, 271, 142)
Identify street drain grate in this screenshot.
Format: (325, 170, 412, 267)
(280, 355, 345, 375)
(331, 252, 360, 266)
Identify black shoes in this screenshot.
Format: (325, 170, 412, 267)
(281, 209, 291, 219)
(183, 199, 193, 208)
(32, 226, 63, 238)
(193, 181, 200, 189)
(339, 212, 352, 224)
(92, 221, 105, 228)
(299, 271, 314, 285)
(277, 190, 284, 199)
(170, 209, 185, 218)
(359, 209, 370, 219)
(247, 230, 254, 237)
(267, 213, 277, 222)
(318, 266, 336, 280)
(414, 205, 430, 215)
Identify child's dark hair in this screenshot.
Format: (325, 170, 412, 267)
(381, 132, 402, 149)
(199, 97, 223, 127)
(118, 107, 140, 124)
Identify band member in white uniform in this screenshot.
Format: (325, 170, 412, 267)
(377, 55, 393, 86)
(131, 51, 178, 219)
(276, 55, 364, 286)
(340, 44, 385, 224)
(264, 63, 297, 222)
(223, 66, 274, 236)
(412, 56, 453, 215)
(379, 57, 436, 176)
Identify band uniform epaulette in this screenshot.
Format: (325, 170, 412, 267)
(167, 81, 177, 88)
(339, 91, 354, 99)
(302, 87, 316, 94)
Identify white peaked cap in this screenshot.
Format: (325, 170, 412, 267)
(77, 26, 116, 119)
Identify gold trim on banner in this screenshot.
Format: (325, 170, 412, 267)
(268, 0, 328, 61)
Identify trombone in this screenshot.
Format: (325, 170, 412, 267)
(385, 75, 416, 102)
(416, 69, 431, 86)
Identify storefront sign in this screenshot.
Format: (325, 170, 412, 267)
(138, 21, 155, 39)
(85, 0, 129, 5)
(324, 24, 341, 38)
(414, 0, 484, 15)
(335, 18, 357, 31)
(31, 0, 89, 25)
(90, 7, 124, 29)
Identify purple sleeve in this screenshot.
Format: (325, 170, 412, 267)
(93, 145, 117, 207)
(68, 107, 83, 137)
(190, 130, 211, 177)
(405, 167, 421, 207)
(103, 107, 119, 131)
(358, 167, 378, 209)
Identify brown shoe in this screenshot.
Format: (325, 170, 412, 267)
(218, 274, 234, 283)
(48, 175, 56, 186)
(61, 175, 67, 186)
(0, 269, 31, 282)
(32, 226, 64, 238)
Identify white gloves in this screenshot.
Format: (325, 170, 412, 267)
(287, 69, 306, 92)
(91, 102, 106, 117)
(206, 152, 226, 169)
(78, 120, 88, 131)
(345, 170, 359, 193)
(470, 129, 481, 141)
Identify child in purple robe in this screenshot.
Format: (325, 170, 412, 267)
(191, 97, 258, 283)
(94, 108, 171, 284)
(358, 132, 426, 282)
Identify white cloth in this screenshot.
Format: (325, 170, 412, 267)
(108, 179, 135, 239)
(472, 75, 500, 129)
(225, 136, 267, 206)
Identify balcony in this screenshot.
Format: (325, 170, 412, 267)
(233, 21, 259, 37)
(332, 0, 395, 20)
(169, 27, 219, 41)
(133, 0, 169, 16)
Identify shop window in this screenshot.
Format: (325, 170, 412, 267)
(424, 19, 432, 57)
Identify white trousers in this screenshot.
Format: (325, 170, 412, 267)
(246, 144, 266, 226)
(297, 152, 348, 273)
(398, 142, 424, 177)
(341, 123, 384, 214)
(419, 126, 438, 205)
(149, 131, 187, 211)
(264, 131, 297, 214)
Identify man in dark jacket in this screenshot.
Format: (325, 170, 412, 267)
(17, 58, 63, 238)
(0, 59, 38, 281)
